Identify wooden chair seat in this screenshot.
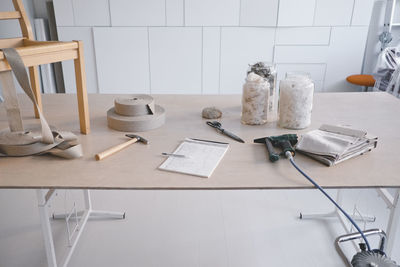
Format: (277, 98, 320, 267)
(0, 39, 79, 71)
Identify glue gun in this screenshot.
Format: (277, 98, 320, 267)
(254, 134, 298, 162)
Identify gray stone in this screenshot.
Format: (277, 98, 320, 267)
(202, 107, 222, 119)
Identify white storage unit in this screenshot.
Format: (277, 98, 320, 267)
(149, 27, 202, 94)
(94, 27, 150, 94)
(52, 0, 378, 93)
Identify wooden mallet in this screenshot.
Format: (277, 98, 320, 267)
(95, 134, 148, 161)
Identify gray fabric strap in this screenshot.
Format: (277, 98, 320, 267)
(0, 48, 82, 159)
(0, 71, 23, 131)
(2, 48, 53, 144)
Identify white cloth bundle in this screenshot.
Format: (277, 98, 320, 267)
(296, 125, 378, 166)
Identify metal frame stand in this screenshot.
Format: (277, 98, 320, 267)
(36, 187, 400, 266)
(300, 190, 376, 222)
(377, 188, 400, 255)
(36, 189, 125, 267)
(299, 188, 400, 256)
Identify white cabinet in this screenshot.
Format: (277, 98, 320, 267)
(149, 28, 202, 94)
(93, 28, 150, 94)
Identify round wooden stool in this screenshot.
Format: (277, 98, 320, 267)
(346, 74, 376, 88)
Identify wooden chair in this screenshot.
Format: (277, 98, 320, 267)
(0, 0, 90, 134)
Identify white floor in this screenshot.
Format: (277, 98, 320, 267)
(0, 188, 399, 267)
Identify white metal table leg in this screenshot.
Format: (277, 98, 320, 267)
(52, 190, 125, 220)
(300, 187, 400, 258)
(385, 189, 400, 256)
(300, 190, 342, 220)
(37, 189, 125, 267)
(59, 209, 90, 267)
(299, 189, 375, 222)
(299, 189, 376, 252)
(37, 189, 58, 267)
(84, 189, 92, 210)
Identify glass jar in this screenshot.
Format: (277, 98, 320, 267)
(278, 72, 314, 129)
(246, 62, 278, 122)
(241, 73, 270, 125)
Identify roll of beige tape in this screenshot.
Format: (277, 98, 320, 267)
(107, 105, 165, 132)
(114, 95, 155, 116)
(0, 130, 40, 145)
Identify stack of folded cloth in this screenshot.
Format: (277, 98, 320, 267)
(296, 124, 378, 166)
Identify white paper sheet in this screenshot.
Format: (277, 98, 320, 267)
(159, 138, 229, 178)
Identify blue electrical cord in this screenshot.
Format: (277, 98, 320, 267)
(286, 152, 372, 251)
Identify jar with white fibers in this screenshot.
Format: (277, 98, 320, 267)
(278, 73, 314, 129)
(241, 72, 270, 125)
(247, 62, 278, 122)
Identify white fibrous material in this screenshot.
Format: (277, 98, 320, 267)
(247, 62, 277, 122)
(279, 76, 314, 129)
(267, 84, 278, 122)
(241, 73, 270, 125)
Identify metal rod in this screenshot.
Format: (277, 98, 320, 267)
(59, 210, 91, 267)
(37, 189, 58, 267)
(377, 188, 395, 208)
(83, 190, 92, 211)
(386, 189, 400, 256)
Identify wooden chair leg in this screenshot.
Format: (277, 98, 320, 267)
(73, 40, 90, 134)
(28, 66, 42, 118)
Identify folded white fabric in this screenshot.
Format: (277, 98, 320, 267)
(296, 124, 378, 166)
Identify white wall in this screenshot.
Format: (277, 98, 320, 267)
(0, 0, 35, 39)
(53, 0, 375, 94)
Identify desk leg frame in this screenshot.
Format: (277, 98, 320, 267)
(36, 189, 125, 267)
(379, 188, 400, 255)
(300, 190, 376, 222)
(37, 189, 57, 267)
(300, 188, 400, 257)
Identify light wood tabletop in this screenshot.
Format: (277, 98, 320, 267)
(0, 92, 399, 189)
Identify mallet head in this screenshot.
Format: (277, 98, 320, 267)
(125, 134, 149, 144)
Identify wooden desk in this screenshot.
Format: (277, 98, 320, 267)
(1, 92, 399, 267)
(1, 92, 400, 189)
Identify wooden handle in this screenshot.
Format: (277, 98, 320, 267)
(95, 138, 138, 161)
